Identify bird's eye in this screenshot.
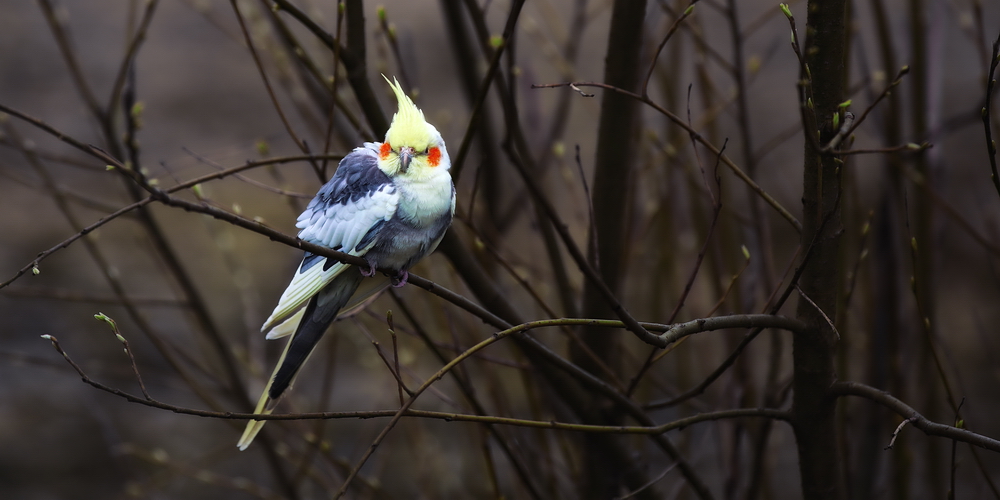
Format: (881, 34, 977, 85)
(422, 148, 430, 155)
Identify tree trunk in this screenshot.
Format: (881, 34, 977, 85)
(792, 0, 848, 498)
(574, 0, 647, 497)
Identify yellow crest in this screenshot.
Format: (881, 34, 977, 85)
(383, 75, 433, 150)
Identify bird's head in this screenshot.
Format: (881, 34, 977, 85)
(377, 75, 450, 179)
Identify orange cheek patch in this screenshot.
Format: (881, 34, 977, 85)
(379, 142, 392, 160)
(428, 147, 441, 167)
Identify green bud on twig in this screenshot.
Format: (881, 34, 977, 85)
(779, 3, 793, 18)
(94, 312, 117, 329)
(683, 4, 695, 15)
(741, 244, 751, 260)
(838, 99, 852, 109)
(377, 6, 386, 22)
(32, 265, 40, 275)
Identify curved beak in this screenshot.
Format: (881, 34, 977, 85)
(398, 146, 415, 173)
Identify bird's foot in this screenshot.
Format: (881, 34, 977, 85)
(390, 270, 409, 288)
(360, 261, 377, 277)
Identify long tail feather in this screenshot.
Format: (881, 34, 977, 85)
(237, 332, 296, 450)
(238, 267, 364, 450)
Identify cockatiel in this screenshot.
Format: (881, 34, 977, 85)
(238, 76, 455, 450)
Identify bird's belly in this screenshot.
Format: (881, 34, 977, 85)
(377, 238, 428, 268)
(366, 217, 447, 272)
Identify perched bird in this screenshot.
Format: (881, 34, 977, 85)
(238, 76, 455, 450)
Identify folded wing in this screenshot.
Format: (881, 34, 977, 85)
(260, 148, 398, 334)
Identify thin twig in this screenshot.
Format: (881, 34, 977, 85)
(575, 144, 601, 273)
(37, 0, 103, 118)
(842, 66, 911, 142)
(982, 30, 1000, 199)
(449, 0, 524, 183)
(834, 143, 931, 156)
(641, 1, 698, 98)
(822, 111, 855, 151)
(106, 0, 159, 118)
(375, 6, 413, 91)
(794, 284, 839, 340)
(387, 311, 407, 406)
(615, 463, 679, 500)
(229, 0, 317, 172)
(319, 1, 347, 176)
(390, 292, 546, 500)
(43, 330, 792, 436)
(94, 312, 151, 400)
(885, 416, 918, 450)
(646, 200, 839, 410)
(532, 81, 802, 232)
(949, 398, 966, 497)
(626, 134, 727, 395)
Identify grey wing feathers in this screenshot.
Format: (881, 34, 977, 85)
(296, 149, 398, 252)
(259, 148, 399, 333)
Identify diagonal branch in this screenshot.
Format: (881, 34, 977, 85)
(832, 381, 1000, 452)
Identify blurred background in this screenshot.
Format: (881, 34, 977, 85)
(1, 0, 999, 498)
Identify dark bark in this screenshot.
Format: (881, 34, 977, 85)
(575, 0, 648, 496)
(792, 0, 848, 498)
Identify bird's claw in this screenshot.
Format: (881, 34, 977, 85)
(390, 270, 409, 288)
(360, 262, 377, 277)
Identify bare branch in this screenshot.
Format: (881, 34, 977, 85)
(833, 382, 1000, 452)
